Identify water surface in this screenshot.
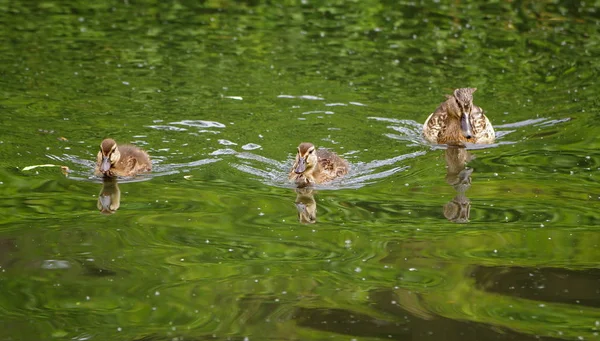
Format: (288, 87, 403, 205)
(1, 1, 599, 340)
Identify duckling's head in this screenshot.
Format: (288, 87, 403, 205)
(451, 88, 477, 140)
(293, 142, 318, 175)
(99, 138, 120, 174)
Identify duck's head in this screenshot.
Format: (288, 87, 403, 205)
(450, 88, 477, 140)
(293, 142, 318, 175)
(99, 138, 120, 174)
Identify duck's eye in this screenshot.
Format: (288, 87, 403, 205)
(309, 149, 314, 154)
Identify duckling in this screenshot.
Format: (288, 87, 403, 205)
(423, 88, 495, 145)
(95, 138, 152, 177)
(289, 142, 348, 187)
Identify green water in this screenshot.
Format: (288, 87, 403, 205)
(1, 1, 599, 340)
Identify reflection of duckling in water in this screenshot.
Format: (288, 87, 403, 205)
(443, 147, 474, 223)
(423, 88, 495, 145)
(294, 188, 317, 224)
(97, 178, 120, 215)
(289, 142, 349, 187)
(95, 138, 152, 177)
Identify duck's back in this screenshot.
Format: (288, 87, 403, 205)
(423, 100, 453, 144)
(316, 149, 348, 182)
(469, 107, 495, 144)
(116, 144, 152, 176)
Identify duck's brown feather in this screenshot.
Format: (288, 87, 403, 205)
(423, 89, 495, 144)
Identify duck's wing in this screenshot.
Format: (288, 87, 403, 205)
(423, 110, 447, 143)
(317, 150, 348, 174)
(470, 106, 495, 143)
(112, 153, 145, 177)
(119, 145, 152, 173)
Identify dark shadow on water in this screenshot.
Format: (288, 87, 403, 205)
(294, 297, 563, 341)
(473, 266, 600, 308)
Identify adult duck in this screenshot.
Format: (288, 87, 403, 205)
(423, 88, 495, 145)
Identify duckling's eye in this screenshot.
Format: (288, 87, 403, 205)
(309, 149, 314, 154)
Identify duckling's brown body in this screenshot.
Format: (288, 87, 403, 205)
(94, 138, 152, 177)
(423, 88, 495, 145)
(289, 142, 348, 187)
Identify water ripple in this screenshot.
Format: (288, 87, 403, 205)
(277, 94, 324, 100)
(231, 150, 425, 190)
(146, 125, 188, 132)
(241, 143, 261, 151)
(170, 120, 226, 128)
(368, 116, 561, 149)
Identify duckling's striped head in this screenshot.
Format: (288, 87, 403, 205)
(294, 142, 317, 174)
(99, 138, 120, 173)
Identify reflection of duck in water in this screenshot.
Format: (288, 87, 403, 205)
(423, 88, 495, 145)
(444, 191, 471, 223)
(443, 147, 473, 223)
(445, 147, 474, 191)
(95, 138, 152, 177)
(294, 188, 317, 224)
(97, 178, 120, 215)
(289, 142, 349, 187)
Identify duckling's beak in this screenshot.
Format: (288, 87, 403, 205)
(460, 113, 473, 140)
(100, 156, 111, 173)
(294, 157, 307, 174)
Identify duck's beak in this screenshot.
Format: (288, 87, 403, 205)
(294, 157, 307, 174)
(100, 156, 111, 173)
(461, 113, 473, 140)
